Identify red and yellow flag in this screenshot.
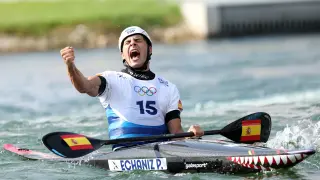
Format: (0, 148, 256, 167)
(178, 100, 183, 111)
(240, 119, 261, 142)
(60, 134, 94, 150)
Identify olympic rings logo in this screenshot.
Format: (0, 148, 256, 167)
(134, 86, 157, 96)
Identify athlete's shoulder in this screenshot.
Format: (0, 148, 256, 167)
(156, 75, 183, 112)
(96, 70, 117, 77)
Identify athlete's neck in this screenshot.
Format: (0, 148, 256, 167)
(121, 66, 155, 80)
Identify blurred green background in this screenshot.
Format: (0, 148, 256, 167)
(0, 0, 182, 36)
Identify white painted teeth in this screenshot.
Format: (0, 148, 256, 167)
(280, 155, 287, 164)
(288, 154, 301, 163)
(244, 157, 249, 164)
(227, 153, 308, 171)
(259, 156, 265, 165)
(240, 157, 244, 163)
(274, 156, 281, 165)
(266, 156, 274, 165)
(253, 156, 259, 165)
(295, 154, 302, 160)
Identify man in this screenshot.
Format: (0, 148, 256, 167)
(60, 26, 204, 150)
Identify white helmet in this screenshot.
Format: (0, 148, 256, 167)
(118, 26, 152, 52)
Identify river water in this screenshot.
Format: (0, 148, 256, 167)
(0, 34, 320, 180)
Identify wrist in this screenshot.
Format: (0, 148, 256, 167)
(66, 61, 75, 67)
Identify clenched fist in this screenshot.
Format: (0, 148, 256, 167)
(60, 46, 75, 66)
(188, 124, 204, 137)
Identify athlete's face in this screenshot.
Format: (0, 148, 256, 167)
(121, 34, 152, 69)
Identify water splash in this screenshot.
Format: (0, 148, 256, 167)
(267, 119, 320, 151)
(265, 118, 320, 171)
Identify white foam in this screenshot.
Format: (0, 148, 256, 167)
(267, 119, 320, 151)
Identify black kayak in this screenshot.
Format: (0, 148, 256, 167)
(3, 139, 315, 174)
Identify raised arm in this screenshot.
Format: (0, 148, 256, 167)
(60, 46, 101, 97)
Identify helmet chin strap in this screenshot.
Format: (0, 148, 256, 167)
(123, 47, 152, 71)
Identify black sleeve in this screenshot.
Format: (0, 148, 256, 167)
(165, 110, 181, 124)
(98, 76, 107, 96)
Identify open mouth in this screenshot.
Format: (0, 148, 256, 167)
(130, 49, 140, 60)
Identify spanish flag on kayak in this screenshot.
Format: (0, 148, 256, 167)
(240, 119, 261, 142)
(61, 134, 94, 150)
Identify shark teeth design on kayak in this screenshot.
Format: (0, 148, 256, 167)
(227, 153, 310, 171)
